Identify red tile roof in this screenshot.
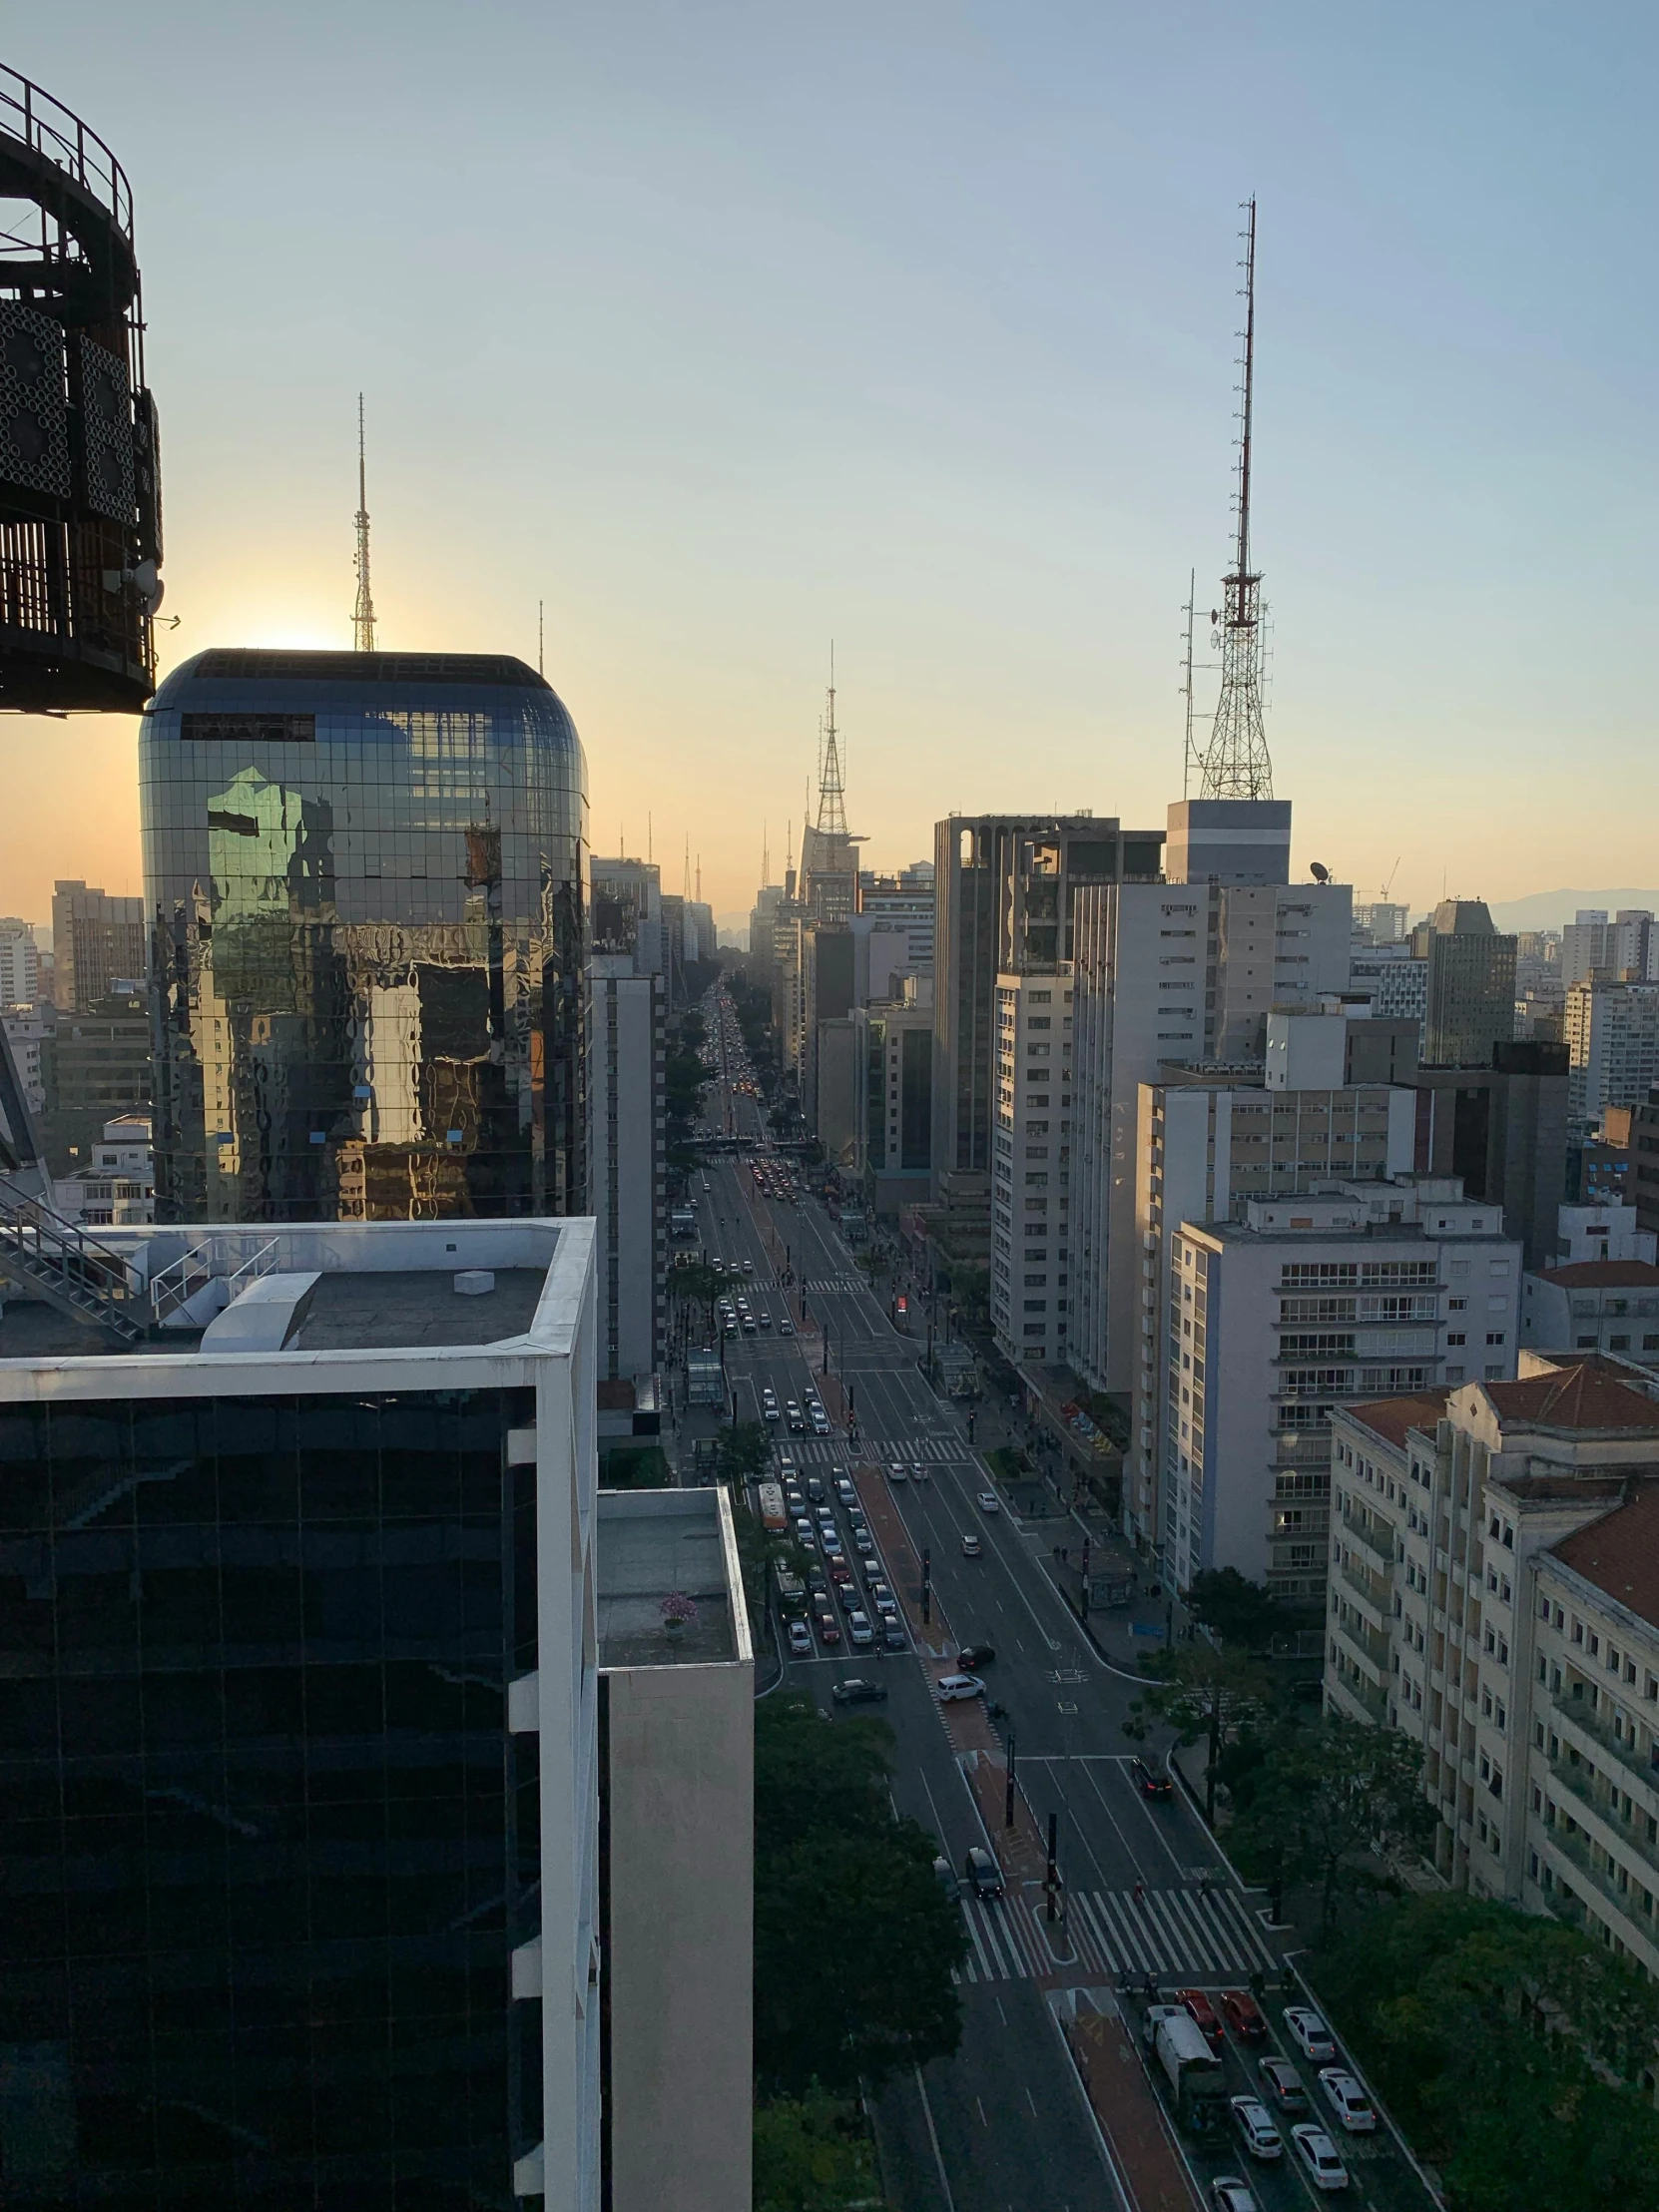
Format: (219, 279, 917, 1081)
(1482, 1366, 1659, 1433)
(1550, 1481, 1659, 1625)
(1535, 1261, 1659, 1289)
(1344, 1390, 1453, 1452)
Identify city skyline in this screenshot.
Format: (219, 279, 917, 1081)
(7, 5, 1659, 928)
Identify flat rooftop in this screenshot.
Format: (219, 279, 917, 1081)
(596, 1489, 744, 1670)
(291, 1269, 547, 1351)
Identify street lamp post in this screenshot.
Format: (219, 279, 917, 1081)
(1005, 1732, 1017, 1829)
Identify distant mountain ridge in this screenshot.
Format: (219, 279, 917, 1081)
(1483, 889, 1659, 932)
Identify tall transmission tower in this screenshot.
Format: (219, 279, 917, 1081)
(816, 644, 847, 836)
(352, 394, 377, 653)
(1197, 200, 1273, 800)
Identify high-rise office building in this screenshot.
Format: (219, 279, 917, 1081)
(0, 917, 40, 1006)
(1566, 974, 1659, 1127)
(1410, 1040, 1570, 1271)
(1562, 909, 1656, 989)
(989, 970, 1074, 1368)
(1413, 899, 1517, 1067)
(931, 814, 1164, 1194)
(51, 880, 146, 1012)
(588, 864, 667, 1382)
(140, 650, 589, 1225)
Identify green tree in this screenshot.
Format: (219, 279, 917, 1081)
(1124, 1641, 1272, 1825)
(753, 2090, 883, 2211)
(754, 1695, 965, 2095)
(720, 1419, 775, 1484)
(1230, 1715, 1432, 1931)
(1184, 1567, 1283, 1651)
(670, 1260, 725, 1334)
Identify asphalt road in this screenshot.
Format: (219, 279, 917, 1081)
(691, 991, 1431, 2212)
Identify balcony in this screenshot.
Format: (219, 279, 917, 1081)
(1342, 1512, 1396, 1567)
(1333, 1611, 1390, 1672)
(1557, 1696, 1659, 1803)
(1340, 1559, 1389, 1619)
(1330, 1671, 1387, 1724)
(1542, 1821, 1648, 1933)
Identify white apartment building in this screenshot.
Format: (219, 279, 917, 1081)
(1325, 1356, 1659, 1973)
(1169, 1178, 1520, 1601)
(52, 1111, 155, 1225)
(1067, 875, 1353, 1402)
(1130, 1071, 1415, 1566)
(990, 970, 1073, 1369)
(589, 953, 667, 1382)
(1348, 942, 1428, 1049)
(1521, 1260, 1659, 1364)
(0, 915, 39, 1006)
(1, 1003, 50, 1117)
(1566, 974, 1659, 1124)
(1555, 1201, 1657, 1265)
(1562, 908, 1657, 990)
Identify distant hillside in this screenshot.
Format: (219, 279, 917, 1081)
(1485, 889, 1659, 932)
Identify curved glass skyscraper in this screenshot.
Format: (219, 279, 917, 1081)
(141, 649, 588, 1222)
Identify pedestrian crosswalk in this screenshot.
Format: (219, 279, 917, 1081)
(804, 1275, 870, 1297)
(953, 1882, 1277, 1986)
(783, 1435, 963, 1465)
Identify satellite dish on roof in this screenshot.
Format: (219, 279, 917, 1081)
(1310, 861, 1331, 882)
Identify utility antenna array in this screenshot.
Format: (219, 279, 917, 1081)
(816, 643, 847, 837)
(352, 394, 377, 653)
(1197, 200, 1273, 801)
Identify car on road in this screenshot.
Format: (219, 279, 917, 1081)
(1209, 2182, 1260, 2212)
(793, 1519, 816, 1550)
(779, 1319, 795, 1336)
(910, 1460, 928, 1481)
(787, 1403, 805, 1431)
(881, 1620, 907, 1651)
(830, 1561, 854, 1589)
(1130, 1756, 1173, 1799)
(960, 1533, 983, 1557)
(936, 1673, 985, 1702)
(869, 1590, 898, 1619)
(1284, 2006, 1337, 2062)
(1317, 2070, 1376, 2133)
(976, 1489, 1000, 1512)
(834, 1477, 856, 1504)
(887, 1461, 908, 1483)
(815, 1610, 840, 1644)
(831, 1677, 887, 1705)
(1221, 1990, 1269, 2043)
(846, 1611, 873, 1646)
(957, 1644, 996, 1668)
(932, 1856, 961, 1902)
(810, 1410, 831, 1435)
(852, 1530, 874, 1557)
(787, 1619, 814, 1656)
(1229, 2096, 1283, 2161)
(806, 1473, 826, 1502)
(963, 1846, 1004, 1899)
(758, 1311, 772, 1329)
(1290, 2123, 1349, 2191)
(1177, 1988, 1224, 2050)
(1258, 2056, 1308, 2113)
(741, 1260, 754, 1274)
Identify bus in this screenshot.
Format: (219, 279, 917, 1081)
(757, 1481, 788, 1533)
(773, 1564, 808, 1618)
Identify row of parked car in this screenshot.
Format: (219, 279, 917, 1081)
(1193, 1995, 1375, 2204)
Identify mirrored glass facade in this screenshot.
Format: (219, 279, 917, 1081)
(0, 1383, 539, 2209)
(141, 650, 588, 1223)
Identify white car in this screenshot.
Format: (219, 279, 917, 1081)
(887, 1462, 909, 1483)
(1284, 2006, 1336, 2062)
(1290, 2124, 1349, 2191)
(936, 1673, 985, 1702)
(1210, 2181, 1260, 2212)
(1229, 2096, 1283, 2161)
(846, 1611, 874, 1647)
(977, 1490, 1000, 1513)
(780, 1319, 795, 1337)
(1317, 2070, 1376, 2133)
(811, 1411, 831, 1435)
(909, 1460, 928, 1481)
(787, 1618, 813, 1656)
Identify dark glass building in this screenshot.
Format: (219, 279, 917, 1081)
(140, 650, 589, 1224)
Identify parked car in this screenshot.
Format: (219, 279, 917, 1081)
(1130, 1756, 1172, 1798)
(1258, 2056, 1308, 2112)
(977, 1489, 1000, 1512)
(1221, 1990, 1269, 2043)
(831, 1677, 887, 1705)
(1177, 1988, 1224, 2050)
(1290, 2124, 1349, 2191)
(1317, 2070, 1376, 2133)
(936, 1673, 985, 1702)
(787, 1619, 813, 1656)
(1284, 2006, 1337, 2062)
(1229, 2096, 1283, 2161)
(957, 1644, 996, 1668)
(964, 1846, 1004, 1899)
(960, 1534, 983, 1557)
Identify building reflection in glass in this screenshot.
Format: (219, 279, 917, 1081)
(140, 650, 588, 1222)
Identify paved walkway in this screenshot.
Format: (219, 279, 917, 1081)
(1062, 1996, 1201, 2212)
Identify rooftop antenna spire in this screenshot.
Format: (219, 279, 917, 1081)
(538, 599, 545, 678)
(1197, 199, 1273, 801)
(696, 853, 702, 902)
(352, 394, 377, 653)
(816, 641, 847, 836)
(684, 835, 691, 900)
(762, 820, 770, 886)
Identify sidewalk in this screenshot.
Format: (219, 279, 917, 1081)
(1061, 1997, 1201, 2212)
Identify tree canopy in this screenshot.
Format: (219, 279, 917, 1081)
(754, 1693, 964, 2096)
(1124, 1640, 1272, 1823)
(1184, 1567, 1284, 1651)
(1227, 1714, 1433, 1930)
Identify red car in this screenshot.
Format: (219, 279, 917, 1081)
(1222, 1989, 1269, 2043)
(1176, 1988, 1224, 2051)
(816, 1611, 841, 1645)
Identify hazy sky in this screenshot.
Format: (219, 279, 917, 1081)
(8, 3, 1659, 929)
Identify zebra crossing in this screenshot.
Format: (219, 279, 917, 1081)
(954, 1882, 1277, 1986)
(803, 1275, 868, 1297)
(783, 1434, 962, 1465)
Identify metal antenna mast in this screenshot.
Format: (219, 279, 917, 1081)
(538, 599, 544, 677)
(352, 394, 377, 653)
(816, 642, 847, 836)
(1197, 200, 1273, 800)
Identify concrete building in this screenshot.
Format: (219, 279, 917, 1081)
(1521, 1261, 1659, 1363)
(1, 1003, 51, 1118)
(1354, 900, 1409, 946)
(853, 977, 934, 1210)
(1566, 974, 1659, 1127)
(930, 814, 1164, 1196)
(989, 970, 1074, 1369)
(1348, 942, 1428, 1050)
(1413, 899, 1517, 1068)
(856, 864, 934, 976)
(592, 856, 665, 978)
(1324, 1356, 1659, 1947)
(1410, 1041, 1570, 1272)
(1554, 1201, 1656, 1266)
(1065, 875, 1353, 1405)
(50, 879, 145, 1013)
(1631, 1088, 1659, 1242)
(1129, 1071, 1416, 1568)
(50, 1110, 154, 1225)
(1169, 1178, 1520, 1601)
(747, 882, 786, 983)
(0, 915, 40, 1006)
(1163, 798, 1291, 886)
(1562, 909, 1656, 989)
(589, 954, 667, 1383)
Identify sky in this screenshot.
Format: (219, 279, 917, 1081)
(8, 1, 1659, 934)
